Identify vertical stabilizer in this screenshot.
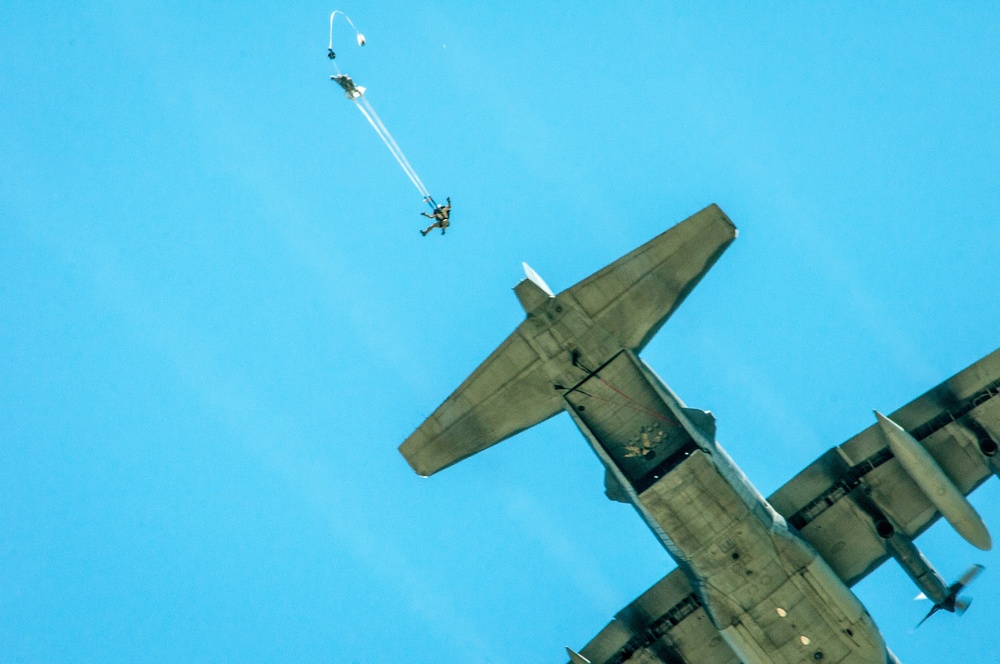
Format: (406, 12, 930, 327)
(515, 262, 554, 314)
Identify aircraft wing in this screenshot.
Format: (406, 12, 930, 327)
(399, 326, 562, 477)
(570, 567, 740, 664)
(565, 204, 737, 352)
(572, 349, 999, 663)
(768, 348, 1000, 586)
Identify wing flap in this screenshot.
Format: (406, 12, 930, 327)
(574, 567, 739, 664)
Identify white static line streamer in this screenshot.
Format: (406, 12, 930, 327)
(352, 97, 430, 199)
(357, 96, 431, 198)
(329, 10, 365, 52)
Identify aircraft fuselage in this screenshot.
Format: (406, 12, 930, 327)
(400, 207, 987, 663)
(562, 349, 887, 664)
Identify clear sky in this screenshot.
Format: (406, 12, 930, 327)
(2, 2, 999, 663)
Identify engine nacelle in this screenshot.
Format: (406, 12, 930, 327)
(875, 411, 992, 551)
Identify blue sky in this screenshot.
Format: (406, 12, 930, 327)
(2, 2, 998, 662)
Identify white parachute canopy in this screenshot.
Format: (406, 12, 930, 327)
(328, 10, 365, 53)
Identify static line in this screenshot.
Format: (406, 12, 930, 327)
(354, 99, 428, 197)
(358, 96, 430, 197)
(352, 99, 428, 196)
(358, 96, 428, 195)
(352, 99, 415, 188)
(329, 10, 365, 51)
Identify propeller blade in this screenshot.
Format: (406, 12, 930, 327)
(916, 604, 941, 628)
(955, 564, 985, 590)
(920, 563, 986, 625)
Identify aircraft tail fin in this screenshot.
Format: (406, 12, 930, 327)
(399, 204, 737, 477)
(399, 328, 562, 477)
(564, 203, 736, 352)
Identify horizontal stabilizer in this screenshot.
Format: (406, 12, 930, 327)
(399, 330, 562, 476)
(400, 204, 737, 477)
(566, 204, 736, 352)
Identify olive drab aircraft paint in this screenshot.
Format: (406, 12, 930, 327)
(400, 205, 997, 664)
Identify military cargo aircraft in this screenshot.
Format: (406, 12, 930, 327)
(400, 205, 997, 664)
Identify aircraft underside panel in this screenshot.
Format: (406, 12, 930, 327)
(574, 347, 1000, 663)
(575, 566, 740, 664)
(565, 353, 886, 664)
(563, 351, 699, 493)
